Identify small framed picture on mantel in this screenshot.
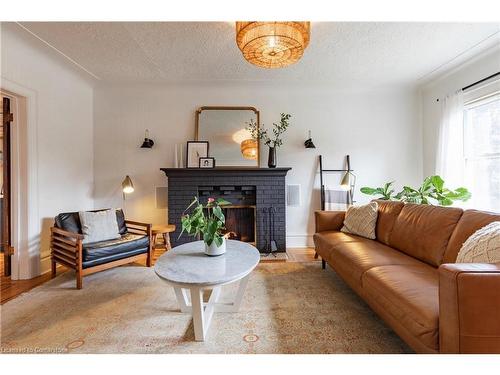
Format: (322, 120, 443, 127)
(199, 157, 215, 168)
(186, 141, 209, 168)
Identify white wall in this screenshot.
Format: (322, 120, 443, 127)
(94, 82, 422, 247)
(421, 45, 500, 177)
(1, 24, 95, 277)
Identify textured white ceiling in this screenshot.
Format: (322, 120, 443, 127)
(17, 22, 500, 87)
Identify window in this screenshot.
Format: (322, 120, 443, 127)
(463, 91, 500, 212)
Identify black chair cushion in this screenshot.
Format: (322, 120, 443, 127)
(55, 212, 81, 233)
(115, 209, 127, 235)
(82, 233, 149, 264)
(82, 247, 148, 269)
(55, 208, 127, 235)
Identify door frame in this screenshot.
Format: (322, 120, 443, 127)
(2, 96, 13, 275)
(1, 79, 40, 280)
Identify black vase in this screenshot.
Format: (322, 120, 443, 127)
(267, 146, 277, 168)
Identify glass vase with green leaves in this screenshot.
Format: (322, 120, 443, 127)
(179, 196, 231, 256)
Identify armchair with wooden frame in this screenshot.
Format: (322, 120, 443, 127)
(50, 209, 152, 289)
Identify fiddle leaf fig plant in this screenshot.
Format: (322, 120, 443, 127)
(360, 181, 395, 200)
(361, 175, 471, 206)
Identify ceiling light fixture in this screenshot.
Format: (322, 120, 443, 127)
(235, 22, 310, 69)
(240, 139, 258, 160)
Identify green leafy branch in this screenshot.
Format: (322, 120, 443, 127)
(246, 113, 291, 148)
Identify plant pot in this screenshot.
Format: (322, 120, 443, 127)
(204, 237, 226, 256)
(267, 146, 277, 168)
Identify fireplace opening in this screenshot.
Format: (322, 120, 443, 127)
(198, 185, 257, 245)
(223, 206, 256, 244)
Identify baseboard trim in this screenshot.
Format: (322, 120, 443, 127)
(286, 234, 314, 248)
(40, 256, 52, 276)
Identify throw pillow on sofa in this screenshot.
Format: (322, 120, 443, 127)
(456, 221, 500, 263)
(79, 209, 121, 244)
(341, 201, 378, 240)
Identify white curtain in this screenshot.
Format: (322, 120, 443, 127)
(436, 90, 465, 188)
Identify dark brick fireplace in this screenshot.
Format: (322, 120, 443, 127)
(160, 167, 291, 253)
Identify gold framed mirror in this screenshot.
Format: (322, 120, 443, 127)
(195, 106, 260, 167)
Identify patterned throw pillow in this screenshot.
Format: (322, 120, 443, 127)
(341, 202, 378, 239)
(456, 221, 500, 263)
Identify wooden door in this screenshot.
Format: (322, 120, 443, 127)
(1, 96, 13, 276)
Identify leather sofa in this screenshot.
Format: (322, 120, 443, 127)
(314, 200, 500, 354)
(50, 209, 152, 289)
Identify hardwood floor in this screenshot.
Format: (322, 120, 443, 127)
(287, 247, 318, 262)
(0, 247, 318, 304)
(1, 268, 62, 304)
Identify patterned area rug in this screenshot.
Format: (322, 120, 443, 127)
(1, 262, 411, 353)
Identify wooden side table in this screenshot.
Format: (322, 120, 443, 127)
(152, 224, 176, 251)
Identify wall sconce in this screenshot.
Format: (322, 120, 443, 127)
(140, 129, 155, 148)
(304, 130, 316, 149)
(122, 175, 135, 198)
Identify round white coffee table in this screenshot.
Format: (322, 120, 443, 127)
(154, 240, 260, 341)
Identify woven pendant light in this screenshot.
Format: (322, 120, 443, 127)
(236, 22, 310, 68)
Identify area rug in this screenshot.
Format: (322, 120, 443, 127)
(0, 262, 411, 354)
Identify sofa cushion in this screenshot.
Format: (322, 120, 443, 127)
(315, 231, 424, 287)
(115, 209, 127, 235)
(313, 231, 347, 263)
(456, 221, 500, 263)
(82, 233, 149, 263)
(55, 212, 82, 234)
(341, 202, 378, 239)
(55, 209, 127, 235)
(82, 247, 148, 269)
(389, 203, 463, 267)
(362, 264, 439, 351)
(79, 210, 121, 244)
(444, 209, 500, 263)
(374, 200, 405, 245)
